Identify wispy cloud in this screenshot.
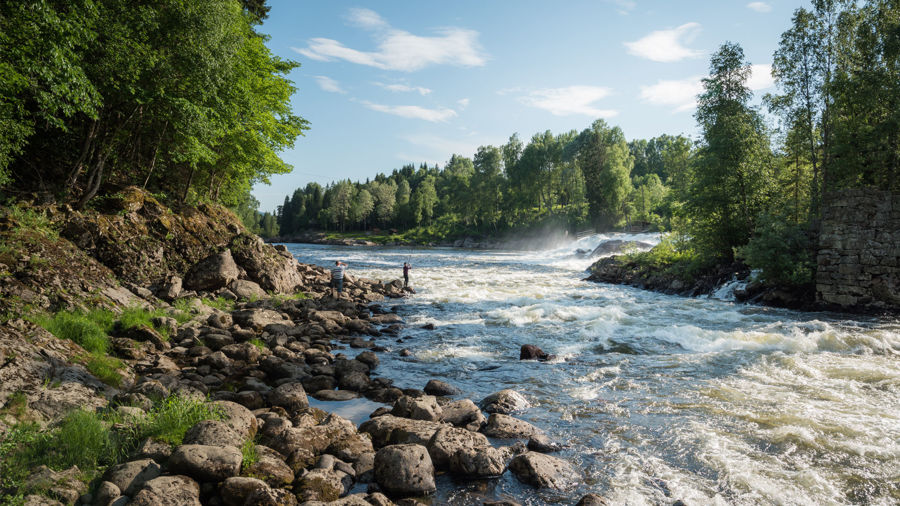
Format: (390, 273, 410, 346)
(639, 76, 703, 112)
(457, 98, 470, 109)
(293, 9, 487, 72)
(374, 82, 432, 95)
(313, 75, 346, 94)
(624, 22, 703, 62)
(519, 86, 617, 117)
(605, 0, 637, 15)
(363, 102, 457, 122)
(748, 63, 774, 90)
(746, 2, 772, 13)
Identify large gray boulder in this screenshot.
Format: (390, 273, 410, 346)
(267, 382, 309, 412)
(391, 395, 442, 421)
(482, 413, 544, 440)
(480, 389, 530, 414)
(183, 420, 244, 448)
(184, 250, 239, 291)
(449, 445, 508, 478)
(508, 451, 574, 489)
(130, 475, 201, 506)
(229, 234, 304, 293)
(426, 426, 490, 471)
(295, 468, 345, 502)
(228, 279, 267, 300)
(219, 477, 270, 506)
(168, 445, 242, 482)
(374, 444, 436, 497)
(358, 414, 447, 448)
(213, 400, 257, 439)
(102, 459, 161, 496)
(440, 399, 486, 431)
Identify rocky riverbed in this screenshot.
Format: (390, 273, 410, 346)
(0, 188, 596, 505)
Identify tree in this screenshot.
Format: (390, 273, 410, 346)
(472, 145, 504, 228)
(351, 188, 374, 229)
(689, 42, 774, 259)
(411, 176, 437, 225)
(574, 120, 633, 227)
(370, 180, 397, 226)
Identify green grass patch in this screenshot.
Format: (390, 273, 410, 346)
(1, 392, 28, 419)
(81, 353, 124, 387)
(248, 338, 266, 351)
(32, 309, 115, 354)
(201, 296, 234, 312)
(133, 394, 224, 446)
(3, 205, 58, 240)
(240, 438, 258, 471)
(618, 234, 714, 282)
(268, 291, 308, 306)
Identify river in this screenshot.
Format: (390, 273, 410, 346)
(284, 235, 900, 505)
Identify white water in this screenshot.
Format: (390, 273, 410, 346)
(286, 235, 900, 505)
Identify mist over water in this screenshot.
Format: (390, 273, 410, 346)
(286, 236, 900, 505)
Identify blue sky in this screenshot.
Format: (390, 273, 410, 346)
(253, 0, 804, 212)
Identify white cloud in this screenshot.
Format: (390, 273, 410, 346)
(347, 8, 388, 29)
(363, 102, 457, 122)
(747, 2, 772, 13)
(375, 82, 432, 95)
(293, 10, 487, 72)
(748, 63, 774, 90)
(624, 22, 704, 62)
(639, 76, 703, 112)
(519, 86, 618, 117)
(313, 75, 346, 94)
(605, 0, 637, 15)
(457, 98, 470, 109)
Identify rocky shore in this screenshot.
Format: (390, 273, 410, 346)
(0, 188, 598, 505)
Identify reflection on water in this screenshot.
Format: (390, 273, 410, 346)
(285, 236, 900, 505)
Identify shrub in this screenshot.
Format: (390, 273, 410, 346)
(735, 214, 814, 287)
(135, 394, 224, 446)
(51, 410, 114, 471)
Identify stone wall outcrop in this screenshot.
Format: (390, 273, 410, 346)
(816, 188, 900, 309)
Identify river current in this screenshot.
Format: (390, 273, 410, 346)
(284, 235, 899, 506)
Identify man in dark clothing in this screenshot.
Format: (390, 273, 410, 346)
(403, 262, 411, 287)
(331, 261, 347, 297)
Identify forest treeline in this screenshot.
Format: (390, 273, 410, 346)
(0, 0, 306, 208)
(271, 0, 899, 287)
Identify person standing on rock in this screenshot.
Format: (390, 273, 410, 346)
(403, 261, 411, 287)
(331, 260, 347, 297)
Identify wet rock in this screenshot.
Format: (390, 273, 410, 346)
(184, 250, 239, 292)
(519, 344, 552, 361)
(337, 371, 371, 392)
(391, 395, 442, 421)
(302, 375, 337, 393)
(374, 444, 436, 497)
(426, 426, 490, 470)
(168, 444, 242, 482)
(480, 389, 530, 414)
(527, 433, 561, 453)
(423, 379, 459, 396)
(183, 420, 244, 448)
(130, 475, 201, 506)
(482, 413, 544, 440)
(267, 382, 309, 412)
(508, 451, 574, 489)
(219, 477, 269, 506)
(355, 350, 379, 369)
(314, 389, 359, 401)
(449, 445, 508, 478)
(439, 399, 486, 431)
(103, 459, 161, 496)
(575, 493, 611, 505)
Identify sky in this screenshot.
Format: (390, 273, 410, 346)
(252, 0, 806, 212)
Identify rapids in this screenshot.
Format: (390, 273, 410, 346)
(285, 235, 900, 505)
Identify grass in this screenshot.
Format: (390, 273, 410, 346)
(240, 438, 258, 471)
(31, 309, 114, 354)
(248, 338, 267, 351)
(617, 234, 714, 282)
(201, 296, 234, 312)
(0, 395, 225, 503)
(1, 392, 28, 419)
(80, 353, 124, 387)
(118, 305, 174, 339)
(268, 291, 308, 306)
(3, 205, 58, 240)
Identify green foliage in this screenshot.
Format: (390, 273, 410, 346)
(135, 394, 224, 446)
(82, 353, 123, 387)
(118, 305, 171, 339)
(1, 392, 28, 419)
(622, 235, 713, 282)
(736, 214, 814, 286)
(201, 296, 235, 312)
(241, 438, 259, 470)
(53, 409, 114, 471)
(33, 309, 114, 354)
(248, 338, 266, 351)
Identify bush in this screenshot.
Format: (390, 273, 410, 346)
(735, 215, 814, 287)
(134, 394, 224, 446)
(622, 234, 714, 282)
(52, 410, 114, 471)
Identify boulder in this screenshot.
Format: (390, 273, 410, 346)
(219, 477, 270, 506)
(423, 379, 459, 396)
(508, 452, 574, 489)
(576, 493, 611, 505)
(103, 459, 161, 496)
(374, 444, 436, 497)
(426, 426, 490, 470)
(184, 250, 239, 291)
(168, 445, 242, 482)
(243, 487, 299, 506)
(480, 389, 530, 414)
(228, 279, 267, 300)
(440, 399, 486, 431)
(449, 445, 508, 478)
(391, 395, 442, 421)
(130, 475, 201, 506)
(232, 308, 288, 330)
(268, 382, 309, 412)
(358, 415, 447, 448)
(183, 420, 244, 448)
(229, 234, 304, 293)
(242, 445, 294, 487)
(155, 275, 183, 301)
(94, 481, 121, 506)
(295, 468, 345, 502)
(482, 413, 544, 440)
(24, 466, 87, 505)
(519, 344, 551, 361)
(213, 400, 257, 439)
